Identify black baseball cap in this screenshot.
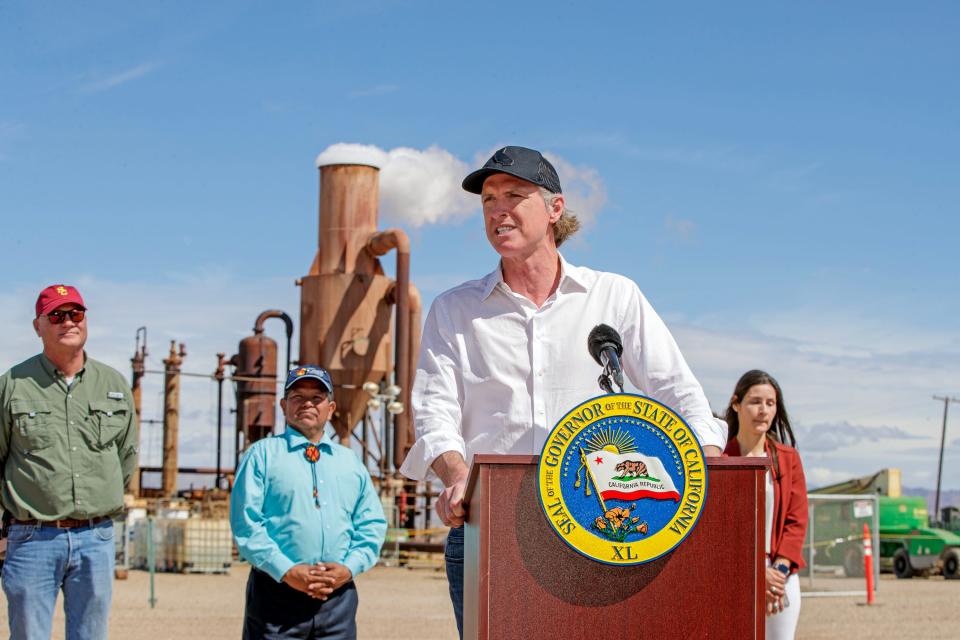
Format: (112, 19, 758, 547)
(462, 146, 562, 195)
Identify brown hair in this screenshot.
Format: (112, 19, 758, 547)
(539, 187, 581, 247)
(724, 369, 796, 478)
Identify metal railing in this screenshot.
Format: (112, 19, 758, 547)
(801, 494, 880, 596)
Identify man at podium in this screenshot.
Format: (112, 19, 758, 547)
(399, 145, 726, 638)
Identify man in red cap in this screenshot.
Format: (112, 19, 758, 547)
(0, 284, 138, 639)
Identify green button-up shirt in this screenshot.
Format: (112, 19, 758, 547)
(0, 353, 137, 521)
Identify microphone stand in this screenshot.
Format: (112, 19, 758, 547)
(597, 366, 623, 394)
(597, 373, 614, 394)
(599, 365, 624, 394)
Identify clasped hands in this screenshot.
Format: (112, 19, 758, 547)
(282, 562, 352, 600)
(764, 566, 787, 616)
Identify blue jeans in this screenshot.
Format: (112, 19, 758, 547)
(2, 520, 115, 640)
(445, 526, 464, 640)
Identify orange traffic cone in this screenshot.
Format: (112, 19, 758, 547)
(863, 522, 875, 605)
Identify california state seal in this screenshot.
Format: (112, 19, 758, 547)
(537, 394, 708, 565)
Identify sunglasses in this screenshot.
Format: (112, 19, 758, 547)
(46, 309, 86, 324)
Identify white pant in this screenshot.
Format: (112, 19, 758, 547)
(766, 567, 801, 640)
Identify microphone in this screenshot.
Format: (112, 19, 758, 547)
(587, 324, 624, 393)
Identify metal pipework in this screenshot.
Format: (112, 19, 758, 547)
(231, 311, 292, 457)
(214, 353, 226, 490)
(129, 326, 147, 497)
(300, 163, 394, 442)
(316, 164, 380, 276)
(300, 160, 422, 477)
(366, 229, 412, 470)
(382, 272, 423, 469)
(162, 341, 186, 498)
(254, 310, 294, 375)
(405, 286, 422, 466)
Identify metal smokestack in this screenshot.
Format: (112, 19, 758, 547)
(299, 156, 420, 459)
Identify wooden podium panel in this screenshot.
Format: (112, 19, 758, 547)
(463, 455, 767, 640)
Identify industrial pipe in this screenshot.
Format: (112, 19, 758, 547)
(366, 228, 412, 470)
(405, 285, 422, 464)
(302, 163, 393, 442)
(214, 353, 226, 490)
(162, 341, 186, 498)
(254, 310, 294, 375)
(231, 310, 291, 457)
(129, 326, 147, 497)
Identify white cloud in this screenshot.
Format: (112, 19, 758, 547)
(379, 146, 476, 226)
(795, 343, 873, 359)
(751, 308, 960, 358)
(79, 62, 162, 94)
(313, 143, 608, 230)
(316, 143, 473, 227)
(796, 421, 925, 453)
(315, 143, 388, 169)
(806, 466, 859, 487)
(669, 317, 960, 491)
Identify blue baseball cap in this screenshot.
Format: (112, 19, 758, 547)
(284, 365, 334, 397)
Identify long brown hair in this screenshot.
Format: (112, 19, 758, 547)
(724, 369, 796, 478)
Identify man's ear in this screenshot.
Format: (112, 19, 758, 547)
(549, 194, 565, 224)
(326, 401, 337, 420)
(33, 318, 41, 337)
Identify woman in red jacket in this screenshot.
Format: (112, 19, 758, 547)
(724, 370, 808, 640)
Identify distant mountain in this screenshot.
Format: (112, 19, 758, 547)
(901, 486, 960, 513)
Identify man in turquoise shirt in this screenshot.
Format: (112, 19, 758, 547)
(230, 365, 386, 639)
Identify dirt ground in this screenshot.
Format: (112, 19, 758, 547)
(0, 566, 957, 639)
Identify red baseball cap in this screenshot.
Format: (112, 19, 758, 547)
(35, 284, 86, 317)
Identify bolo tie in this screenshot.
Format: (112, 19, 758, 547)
(304, 444, 321, 508)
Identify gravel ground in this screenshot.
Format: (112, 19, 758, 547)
(0, 567, 957, 639)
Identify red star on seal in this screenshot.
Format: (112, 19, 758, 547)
(594, 455, 603, 464)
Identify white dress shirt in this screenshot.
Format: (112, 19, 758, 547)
(399, 255, 727, 481)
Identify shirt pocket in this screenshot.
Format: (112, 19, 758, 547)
(88, 400, 128, 448)
(10, 399, 54, 452)
(334, 473, 361, 517)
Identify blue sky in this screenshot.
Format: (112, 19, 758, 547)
(2, 2, 959, 494)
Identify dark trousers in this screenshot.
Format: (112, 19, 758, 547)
(445, 526, 464, 640)
(243, 568, 358, 640)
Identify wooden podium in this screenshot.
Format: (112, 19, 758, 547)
(463, 455, 768, 639)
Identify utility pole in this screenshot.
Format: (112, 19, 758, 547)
(932, 395, 960, 521)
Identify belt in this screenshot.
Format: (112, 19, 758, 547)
(12, 516, 110, 529)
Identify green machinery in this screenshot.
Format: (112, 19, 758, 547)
(877, 496, 960, 579)
(812, 469, 960, 579)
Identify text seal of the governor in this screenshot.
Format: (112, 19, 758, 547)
(537, 393, 708, 565)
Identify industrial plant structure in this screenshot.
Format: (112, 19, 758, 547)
(130, 156, 431, 535)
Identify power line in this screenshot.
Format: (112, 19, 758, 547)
(932, 394, 960, 519)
